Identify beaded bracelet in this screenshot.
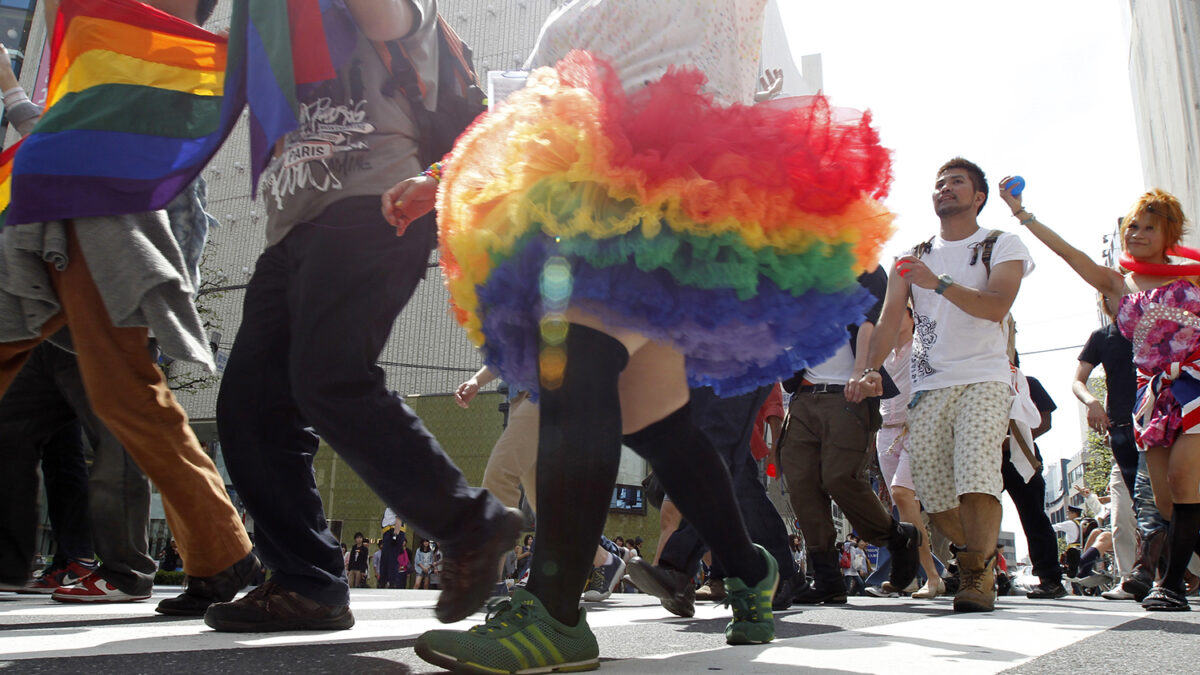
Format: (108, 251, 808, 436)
(421, 161, 444, 182)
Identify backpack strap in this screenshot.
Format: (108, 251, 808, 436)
(911, 236, 934, 259)
(374, 17, 480, 107)
(375, 38, 428, 108)
(435, 16, 480, 98)
(966, 229, 1004, 276)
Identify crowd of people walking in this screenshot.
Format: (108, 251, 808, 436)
(1, 1, 1197, 674)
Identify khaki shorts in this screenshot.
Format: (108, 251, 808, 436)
(905, 381, 1011, 513)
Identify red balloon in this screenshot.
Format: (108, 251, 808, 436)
(766, 463, 777, 478)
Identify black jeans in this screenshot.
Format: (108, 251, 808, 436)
(1002, 448, 1061, 581)
(0, 343, 154, 592)
(659, 386, 794, 581)
(217, 208, 509, 606)
(1108, 422, 1138, 496)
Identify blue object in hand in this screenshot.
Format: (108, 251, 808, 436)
(1007, 175, 1025, 196)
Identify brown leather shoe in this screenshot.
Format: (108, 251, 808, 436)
(204, 581, 354, 632)
(435, 507, 525, 623)
(695, 578, 726, 601)
(953, 551, 996, 613)
(156, 552, 263, 616)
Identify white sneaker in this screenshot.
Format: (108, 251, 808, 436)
(1101, 586, 1136, 600)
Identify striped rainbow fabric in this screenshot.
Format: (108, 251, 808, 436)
(1, 0, 231, 226)
(0, 0, 346, 225)
(225, 0, 344, 192)
(438, 52, 895, 396)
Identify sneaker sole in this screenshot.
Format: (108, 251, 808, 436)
(204, 609, 355, 633)
(415, 642, 599, 674)
(624, 564, 694, 618)
(52, 593, 151, 603)
(1025, 590, 1068, 600)
(155, 603, 211, 616)
(952, 598, 995, 612)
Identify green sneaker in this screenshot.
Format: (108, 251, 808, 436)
(415, 587, 600, 674)
(722, 544, 779, 645)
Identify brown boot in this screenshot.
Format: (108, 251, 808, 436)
(695, 578, 726, 601)
(953, 551, 996, 613)
(1122, 529, 1167, 601)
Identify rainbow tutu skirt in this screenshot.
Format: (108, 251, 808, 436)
(438, 52, 895, 396)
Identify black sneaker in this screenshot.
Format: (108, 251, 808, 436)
(772, 574, 804, 611)
(792, 582, 848, 605)
(1026, 579, 1068, 599)
(1122, 569, 1154, 602)
(582, 553, 626, 602)
(156, 552, 263, 616)
(204, 581, 354, 632)
(435, 507, 524, 623)
(625, 557, 695, 618)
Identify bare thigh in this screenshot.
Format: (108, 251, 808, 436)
(565, 307, 689, 434)
(1146, 446, 1173, 518)
(1167, 434, 1200, 503)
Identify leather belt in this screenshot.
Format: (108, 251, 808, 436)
(796, 383, 845, 394)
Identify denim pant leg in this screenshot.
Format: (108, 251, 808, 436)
(1135, 453, 1168, 535)
(218, 215, 507, 606)
(1108, 423, 1139, 497)
(40, 421, 94, 561)
(0, 345, 87, 581)
(45, 345, 155, 594)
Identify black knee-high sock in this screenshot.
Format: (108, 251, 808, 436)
(1162, 502, 1200, 593)
(623, 405, 767, 585)
(524, 324, 628, 626)
(1077, 547, 1100, 577)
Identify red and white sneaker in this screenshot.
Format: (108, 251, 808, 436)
(52, 574, 151, 603)
(19, 560, 97, 594)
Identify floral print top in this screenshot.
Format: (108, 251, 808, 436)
(1117, 278, 1200, 374)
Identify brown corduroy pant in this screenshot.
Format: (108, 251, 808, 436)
(0, 225, 250, 577)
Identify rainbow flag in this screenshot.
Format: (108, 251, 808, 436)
(2, 0, 232, 226)
(0, 0, 355, 226)
(224, 0, 345, 192)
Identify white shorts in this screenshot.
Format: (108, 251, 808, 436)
(876, 424, 915, 492)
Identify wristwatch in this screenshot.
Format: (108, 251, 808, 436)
(935, 274, 954, 295)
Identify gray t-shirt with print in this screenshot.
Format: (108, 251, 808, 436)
(261, 0, 439, 246)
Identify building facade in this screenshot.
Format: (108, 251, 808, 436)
(1125, 0, 1200, 234)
